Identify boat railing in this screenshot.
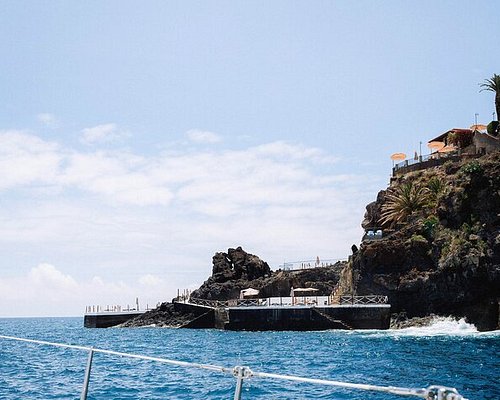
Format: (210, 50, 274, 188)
(0, 334, 467, 400)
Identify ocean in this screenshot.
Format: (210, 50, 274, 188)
(0, 317, 498, 399)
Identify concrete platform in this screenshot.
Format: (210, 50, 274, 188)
(84, 311, 144, 328)
(224, 304, 391, 331)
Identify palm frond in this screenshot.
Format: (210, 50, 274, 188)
(479, 74, 500, 92)
(380, 182, 429, 226)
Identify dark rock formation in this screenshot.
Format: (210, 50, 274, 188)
(210, 246, 272, 283)
(119, 302, 207, 328)
(353, 151, 500, 331)
(191, 247, 344, 300)
(362, 190, 387, 229)
(124, 248, 345, 327)
(122, 153, 500, 331)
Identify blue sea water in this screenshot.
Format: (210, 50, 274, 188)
(0, 317, 498, 400)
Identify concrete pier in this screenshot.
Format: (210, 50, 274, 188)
(84, 311, 144, 328)
(224, 304, 391, 331)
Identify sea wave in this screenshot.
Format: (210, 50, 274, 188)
(391, 316, 478, 336)
(351, 316, 500, 338)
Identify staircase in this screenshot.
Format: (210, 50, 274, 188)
(312, 308, 353, 330)
(215, 307, 229, 329)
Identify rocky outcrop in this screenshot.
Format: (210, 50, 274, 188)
(118, 302, 196, 328)
(123, 248, 345, 328)
(353, 151, 500, 331)
(191, 247, 344, 300)
(122, 153, 500, 331)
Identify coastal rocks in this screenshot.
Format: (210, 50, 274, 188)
(123, 247, 345, 328)
(211, 246, 272, 282)
(353, 152, 500, 331)
(390, 313, 445, 329)
(191, 247, 344, 300)
(362, 190, 387, 229)
(119, 302, 199, 328)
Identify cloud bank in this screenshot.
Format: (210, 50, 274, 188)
(0, 264, 172, 316)
(0, 127, 383, 316)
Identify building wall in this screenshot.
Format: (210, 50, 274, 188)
(473, 132, 500, 154)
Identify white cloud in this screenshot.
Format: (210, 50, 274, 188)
(0, 129, 385, 316)
(0, 264, 172, 316)
(186, 129, 222, 144)
(0, 130, 62, 190)
(37, 113, 59, 128)
(139, 274, 163, 286)
(80, 123, 127, 145)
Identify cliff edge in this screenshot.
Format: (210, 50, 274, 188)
(353, 151, 500, 330)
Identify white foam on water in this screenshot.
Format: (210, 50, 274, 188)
(346, 316, 500, 338)
(391, 316, 478, 337)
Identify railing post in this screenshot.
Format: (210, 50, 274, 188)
(80, 348, 94, 400)
(233, 366, 251, 400)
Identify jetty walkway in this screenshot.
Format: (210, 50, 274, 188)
(184, 294, 389, 309)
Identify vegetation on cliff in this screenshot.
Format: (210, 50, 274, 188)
(356, 151, 500, 330)
(480, 73, 500, 124)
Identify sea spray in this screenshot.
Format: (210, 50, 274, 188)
(392, 316, 478, 336)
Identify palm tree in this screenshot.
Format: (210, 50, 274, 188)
(380, 182, 429, 226)
(427, 177, 446, 199)
(480, 74, 500, 121)
(427, 176, 447, 211)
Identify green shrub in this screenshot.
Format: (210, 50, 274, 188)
(427, 177, 445, 196)
(460, 161, 483, 176)
(410, 234, 428, 244)
(423, 216, 439, 238)
(487, 120, 499, 136)
(443, 161, 454, 174)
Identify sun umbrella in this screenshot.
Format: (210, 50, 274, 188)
(390, 153, 406, 167)
(427, 141, 445, 152)
(390, 153, 406, 161)
(438, 145, 457, 153)
(469, 124, 487, 132)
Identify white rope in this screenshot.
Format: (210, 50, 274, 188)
(0, 334, 466, 399)
(252, 371, 425, 397)
(0, 335, 231, 374)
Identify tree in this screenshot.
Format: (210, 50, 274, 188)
(380, 182, 429, 226)
(480, 74, 500, 122)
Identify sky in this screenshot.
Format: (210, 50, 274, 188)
(0, 1, 498, 316)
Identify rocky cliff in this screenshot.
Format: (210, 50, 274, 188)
(122, 153, 499, 331)
(191, 246, 345, 300)
(353, 151, 500, 330)
(123, 247, 345, 328)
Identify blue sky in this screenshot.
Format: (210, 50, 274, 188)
(0, 1, 498, 316)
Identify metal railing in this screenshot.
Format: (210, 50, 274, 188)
(186, 297, 229, 308)
(338, 295, 389, 305)
(278, 258, 347, 271)
(0, 334, 467, 400)
(185, 295, 389, 309)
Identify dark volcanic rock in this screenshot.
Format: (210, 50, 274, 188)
(210, 246, 272, 283)
(191, 246, 344, 301)
(122, 248, 345, 328)
(119, 302, 199, 328)
(354, 152, 500, 331)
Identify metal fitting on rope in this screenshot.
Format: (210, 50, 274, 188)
(232, 365, 253, 379)
(425, 385, 467, 400)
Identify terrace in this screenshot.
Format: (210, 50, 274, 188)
(392, 126, 499, 176)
